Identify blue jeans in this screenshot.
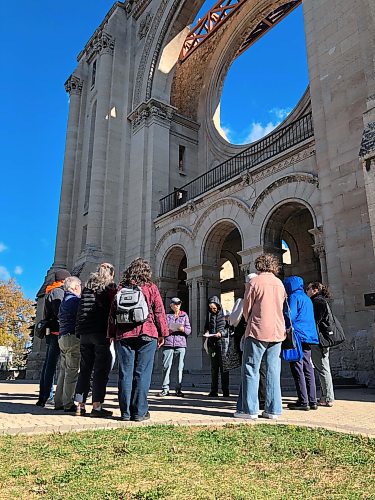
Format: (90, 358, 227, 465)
(38, 334, 60, 403)
(116, 337, 157, 419)
(162, 347, 185, 391)
(242, 337, 282, 416)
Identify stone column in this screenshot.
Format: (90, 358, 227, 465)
(309, 227, 328, 284)
(86, 32, 115, 254)
(198, 279, 209, 336)
(53, 75, 83, 268)
(238, 245, 263, 275)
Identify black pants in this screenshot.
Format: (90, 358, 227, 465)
(290, 343, 317, 406)
(259, 358, 266, 403)
(75, 334, 112, 404)
(209, 342, 230, 395)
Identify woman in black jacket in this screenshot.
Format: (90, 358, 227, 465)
(75, 263, 117, 417)
(306, 282, 335, 407)
(204, 296, 229, 397)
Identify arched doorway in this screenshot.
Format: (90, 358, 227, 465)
(263, 201, 321, 284)
(160, 246, 189, 313)
(202, 221, 243, 312)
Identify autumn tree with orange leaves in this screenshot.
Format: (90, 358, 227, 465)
(0, 279, 35, 367)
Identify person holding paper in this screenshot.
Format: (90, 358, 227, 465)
(159, 297, 191, 397)
(205, 296, 229, 397)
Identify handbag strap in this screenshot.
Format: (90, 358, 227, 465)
(284, 299, 293, 330)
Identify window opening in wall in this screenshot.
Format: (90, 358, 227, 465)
(282, 240, 291, 265)
(91, 60, 97, 88)
(179, 145, 186, 173)
(220, 259, 235, 314)
(216, 5, 308, 145)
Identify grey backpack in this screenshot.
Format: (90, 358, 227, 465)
(115, 286, 149, 325)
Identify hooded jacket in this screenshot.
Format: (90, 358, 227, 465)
(75, 283, 117, 339)
(205, 296, 228, 348)
(284, 276, 318, 345)
(43, 281, 65, 333)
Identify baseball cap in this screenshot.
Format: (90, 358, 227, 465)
(170, 297, 181, 305)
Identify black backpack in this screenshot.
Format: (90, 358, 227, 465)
(318, 303, 345, 348)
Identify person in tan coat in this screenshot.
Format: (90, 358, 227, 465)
(239, 254, 286, 420)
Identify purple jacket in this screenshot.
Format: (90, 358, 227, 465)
(163, 311, 192, 348)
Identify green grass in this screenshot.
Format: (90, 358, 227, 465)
(0, 424, 374, 499)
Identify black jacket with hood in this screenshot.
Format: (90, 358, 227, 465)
(311, 292, 330, 333)
(75, 283, 117, 339)
(205, 296, 227, 348)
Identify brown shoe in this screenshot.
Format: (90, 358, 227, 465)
(317, 399, 333, 407)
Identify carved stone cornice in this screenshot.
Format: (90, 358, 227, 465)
(128, 99, 176, 133)
(129, 0, 152, 19)
(249, 173, 319, 219)
(64, 75, 83, 96)
(138, 11, 153, 39)
(84, 31, 115, 62)
(134, 0, 179, 106)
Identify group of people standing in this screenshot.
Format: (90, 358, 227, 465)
(204, 253, 336, 420)
(36, 254, 336, 421)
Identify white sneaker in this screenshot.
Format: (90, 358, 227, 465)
(234, 412, 258, 420)
(262, 411, 279, 420)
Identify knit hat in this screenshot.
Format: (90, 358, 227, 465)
(55, 269, 71, 281)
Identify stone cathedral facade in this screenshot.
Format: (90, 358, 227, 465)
(28, 0, 375, 386)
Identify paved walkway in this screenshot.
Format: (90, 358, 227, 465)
(0, 381, 374, 437)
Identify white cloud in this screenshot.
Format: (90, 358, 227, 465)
(14, 266, 23, 275)
(0, 266, 11, 281)
(243, 121, 280, 144)
(221, 105, 293, 145)
(269, 107, 292, 121)
(0, 242, 7, 253)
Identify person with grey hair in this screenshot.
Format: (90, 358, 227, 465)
(75, 263, 117, 417)
(55, 276, 82, 412)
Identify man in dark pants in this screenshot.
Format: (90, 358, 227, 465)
(36, 269, 71, 407)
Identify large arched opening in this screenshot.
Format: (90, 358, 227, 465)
(202, 220, 243, 312)
(160, 246, 189, 313)
(263, 201, 321, 284)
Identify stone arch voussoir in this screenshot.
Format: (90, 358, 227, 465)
(154, 227, 192, 278)
(249, 173, 319, 247)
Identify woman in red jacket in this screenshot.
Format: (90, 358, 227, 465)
(108, 258, 169, 421)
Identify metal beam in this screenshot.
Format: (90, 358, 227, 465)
(179, 0, 302, 62)
(179, 0, 246, 61)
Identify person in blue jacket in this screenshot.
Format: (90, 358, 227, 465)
(284, 276, 319, 411)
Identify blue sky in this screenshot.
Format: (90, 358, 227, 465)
(0, 1, 307, 299)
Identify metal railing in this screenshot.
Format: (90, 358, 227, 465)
(159, 112, 314, 216)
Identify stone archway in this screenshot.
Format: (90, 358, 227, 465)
(263, 201, 321, 283)
(202, 220, 243, 312)
(159, 245, 189, 312)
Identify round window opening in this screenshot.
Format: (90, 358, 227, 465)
(213, 4, 309, 145)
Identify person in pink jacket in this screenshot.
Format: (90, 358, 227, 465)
(239, 254, 286, 420)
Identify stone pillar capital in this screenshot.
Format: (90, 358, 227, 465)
(64, 75, 83, 96)
(85, 31, 115, 61)
(128, 99, 176, 133)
